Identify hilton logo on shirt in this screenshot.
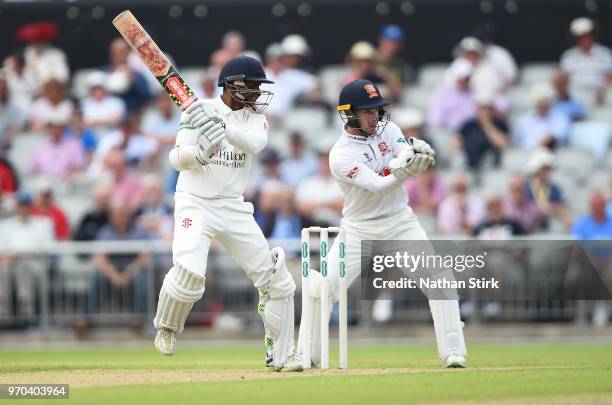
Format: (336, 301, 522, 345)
(211, 149, 247, 169)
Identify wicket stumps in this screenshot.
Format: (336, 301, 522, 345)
(301, 226, 348, 369)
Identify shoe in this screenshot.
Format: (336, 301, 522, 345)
(276, 353, 304, 372)
(445, 353, 466, 368)
(154, 327, 176, 356)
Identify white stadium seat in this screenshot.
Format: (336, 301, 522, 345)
(502, 148, 530, 174)
(520, 63, 557, 86)
(417, 63, 448, 88)
(8, 133, 47, 178)
(401, 85, 433, 110)
(318, 65, 350, 105)
(283, 107, 328, 136)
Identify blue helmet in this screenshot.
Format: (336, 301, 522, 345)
(217, 55, 274, 87)
(217, 55, 274, 113)
(337, 79, 390, 135)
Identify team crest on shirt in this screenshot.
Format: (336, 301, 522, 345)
(378, 142, 390, 156)
(364, 84, 379, 99)
(347, 166, 360, 179)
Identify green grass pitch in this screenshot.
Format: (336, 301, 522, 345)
(1, 342, 611, 404)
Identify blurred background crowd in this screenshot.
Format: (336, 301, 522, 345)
(0, 3, 611, 332)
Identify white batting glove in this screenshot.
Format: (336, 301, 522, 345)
(185, 99, 225, 129)
(389, 139, 436, 180)
(408, 137, 435, 158)
(194, 120, 226, 165)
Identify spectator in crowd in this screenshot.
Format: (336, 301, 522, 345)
(218, 30, 246, 59)
(296, 144, 344, 228)
(252, 149, 288, 234)
(263, 38, 320, 119)
(91, 114, 157, 174)
(29, 113, 84, 181)
(101, 149, 146, 211)
(503, 174, 546, 233)
(205, 31, 246, 100)
(474, 23, 518, 88)
(457, 90, 509, 171)
(0, 158, 18, 195)
(279, 132, 318, 188)
(524, 148, 572, 230)
(404, 167, 446, 216)
(560, 17, 612, 105)
(81, 71, 126, 137)
(16, 21, 69, 91)
(142, 93, 180, 170)
(31, 183, 70, 240)
(450, 36, 504, 100)
(513, 83, 570, 149)
(103, 38, 152, 112)
(429, 58, 476, 132)
(377, 24, 409, 86)
(28, 78, 73, 132)
(3, 49, 36, 115)
(437, 175, 486, 235)
(197, 69, 219, 100)
(73, 182, 112, 241)
(65, 108, 97, 166)
(269, 186, 302, 241)
(573, 192, 612, 239)
(81, 203, 151, 333)
(571, 191, 612, 327)
(551, 70, 586, 122)
(280, 34, 310, 69)
(137, 175, 173, 241)
(0, 191, 54, 319)
(474, 195, 523, 238)
(0, 72, 24, 153)
(343, 41, 402, 102)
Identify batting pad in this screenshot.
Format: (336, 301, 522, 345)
(259, 248, 297, 369)
(154, 265, 206, 333)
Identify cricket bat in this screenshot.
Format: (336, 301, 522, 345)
(112, 10, 197, 111)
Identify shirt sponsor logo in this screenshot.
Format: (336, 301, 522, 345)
(347, 166, 360, 180)
(210, 149, 248, 169)
(378, 142, 390, 156)
(396, 137, 407, 143)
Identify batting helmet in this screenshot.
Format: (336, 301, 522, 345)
(217, 55, 274, 87)
(217, 55, 274, 113)
(337, 79, 390, 135)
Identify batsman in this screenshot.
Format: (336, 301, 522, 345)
(299, 79, 468, 368)
(153, 55, 302, 372)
